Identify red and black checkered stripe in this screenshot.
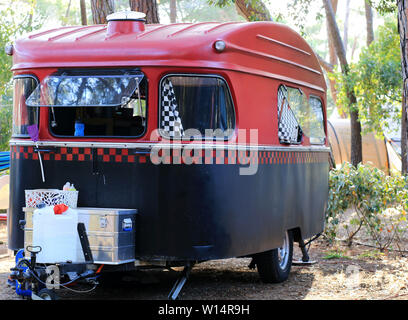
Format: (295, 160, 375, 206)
(11, 145, 329, 165)
(96, 148, 148, 164)
(11, 146, 92, 162)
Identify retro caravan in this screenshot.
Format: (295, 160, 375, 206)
(7, 11, 329, 299)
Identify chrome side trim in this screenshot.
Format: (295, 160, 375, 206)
(27, 26, 76, 39)
(168, 22, 217, 37)
(256, 34, 311, 56)
(135, 23, 188, 39)
(204, 22, 241, 34)
(10, 139, 331, 153)
(75, 26, 107, 41)
(47, 25, 100, 42)
(226, 42, 321, 75)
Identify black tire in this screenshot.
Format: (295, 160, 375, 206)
(37, 288, 59, 300)
(255, 231, 294, 283)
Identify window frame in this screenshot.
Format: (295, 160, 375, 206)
(308, 94, 326, 145)
(277, 84, 327, 146)
(47, 69, 149, 139)
(158, 73, 236, 141)
(12, 74, 40, 138)
(277, 84, 303, 145)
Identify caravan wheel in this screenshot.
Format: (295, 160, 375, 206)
(256, 231, 293, 283)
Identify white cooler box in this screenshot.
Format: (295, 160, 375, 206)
(24, 207, 137, 265)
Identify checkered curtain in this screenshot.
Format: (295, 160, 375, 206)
(161, 78, 184, 138)
(277, 86, 301, 144)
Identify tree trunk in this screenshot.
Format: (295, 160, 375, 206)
(343, 0, 350, 52)
(364, 1, 375, 119)
(397, 0, 408, 174)
(317, 54, 334, 73)
(323, 0, 362, 166)
(234, 0, 272, 21)
(402, 87, 408, 174)
(327, 0, 338, 66)
(350, 36, 358, 61)
(170, 0, 177, 23)
(65, 0, 72, 23)
(90, 0, 115, 24)
(349, 100, 362, 167)
(129, 0, 160, 24)
(80, 0, 87, 26)
(365, 0, 375, 46)
(326, 0, 342, 115)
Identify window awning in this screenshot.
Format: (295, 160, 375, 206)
(26, 71, 144, 108)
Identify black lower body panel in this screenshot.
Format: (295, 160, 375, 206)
(8, 146, 329, 261)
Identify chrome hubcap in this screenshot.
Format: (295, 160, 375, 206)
(278, 232, 290, 269)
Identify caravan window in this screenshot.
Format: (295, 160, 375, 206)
(277, 85, 302, 144)
(26, 69, 147, 137)
(12, 76, 39, 137)
(277, 85, 325, 145)
(308, 96, 326, 144)
(159, 75, 235, 139)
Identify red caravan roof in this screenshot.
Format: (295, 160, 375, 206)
(12, 21, 326, 92)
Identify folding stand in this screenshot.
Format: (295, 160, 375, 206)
(292, 238, 317, 266)
(168, 262, 193, 300)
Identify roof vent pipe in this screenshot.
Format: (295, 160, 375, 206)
(106, 11, 146, 36)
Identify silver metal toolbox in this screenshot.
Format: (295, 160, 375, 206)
(23, 207, 137, 265)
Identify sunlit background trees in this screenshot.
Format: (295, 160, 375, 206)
(0, 0, 405, 168)
(0, 0, 408, 253)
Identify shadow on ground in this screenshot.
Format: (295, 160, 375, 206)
(56, 257, 314, 300)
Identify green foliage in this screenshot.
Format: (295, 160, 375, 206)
(166, 0, 243, 23)
(0, 3, 36, 93)
(0, 0, 43, 151)
(208, 0, 271, 21)
(0, 169, 9, 178)
(370, 0, 397, 14)
(326, 163, 408, 251)
(332, 18, 402, 137)
(357, 249, 384, 260)
(0, 94, 12, 151)
(286, 0, 323, 36)
(34, 0, 81, 26)
(322, 249, 351, 260)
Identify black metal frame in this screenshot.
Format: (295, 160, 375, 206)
(11, 75, 40, 139)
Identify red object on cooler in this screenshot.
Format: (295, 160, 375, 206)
(53, 204, 69, 215)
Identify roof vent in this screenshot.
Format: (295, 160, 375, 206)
(106, 11, 146, 36)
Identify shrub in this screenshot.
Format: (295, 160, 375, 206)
(325, 162, 408, 251)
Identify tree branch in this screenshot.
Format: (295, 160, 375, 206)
(317, 54, 334, 73)
(234, 0, 272, 21)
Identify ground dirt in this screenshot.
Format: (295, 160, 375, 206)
(1, 220, 407, 300)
